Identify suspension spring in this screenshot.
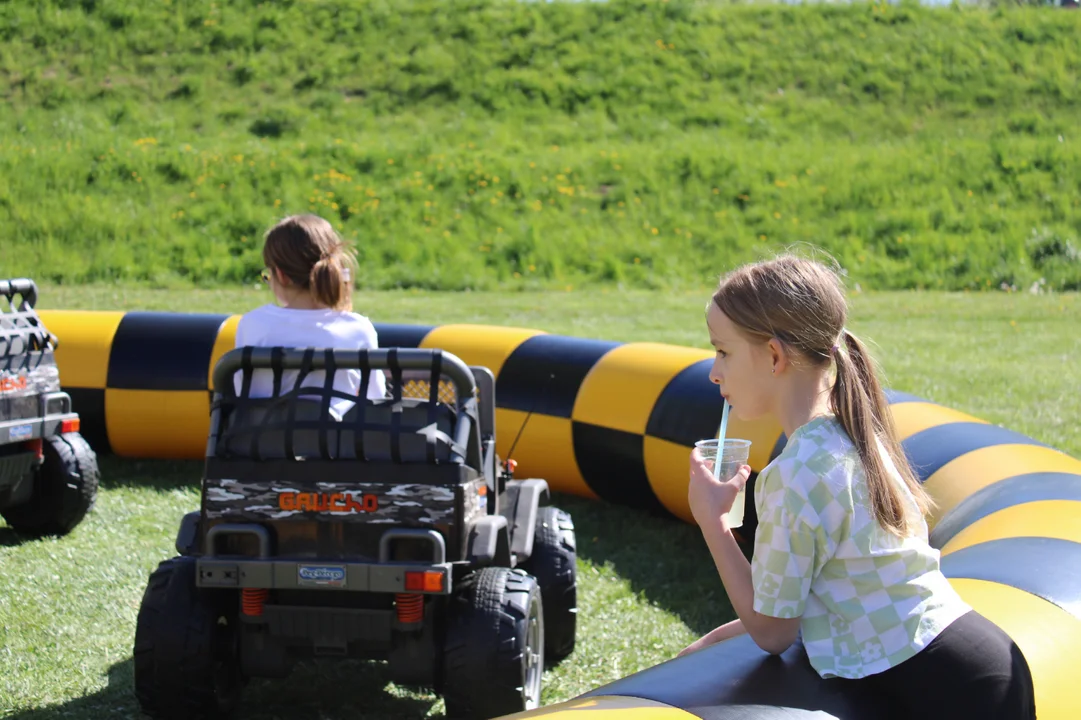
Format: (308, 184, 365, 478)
(396, 593, 424, 624)
(241, 588, 269, 617)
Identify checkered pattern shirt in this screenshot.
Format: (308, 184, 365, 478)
(751, 415, 971, 679)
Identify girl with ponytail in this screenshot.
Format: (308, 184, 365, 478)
(233, 214, 386, 416)
(680, 253, 1035, 719)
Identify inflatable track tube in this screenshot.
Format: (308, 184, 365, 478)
(36, 310, 1081, 719)
(36, 310, 785, 531)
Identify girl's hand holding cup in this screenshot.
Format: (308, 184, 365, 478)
(688, 439, 752, 530)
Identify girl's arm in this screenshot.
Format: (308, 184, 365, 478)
(698, 517, 800, 655)
(677, 618, 747, 657)
(688, 452, 802, 656)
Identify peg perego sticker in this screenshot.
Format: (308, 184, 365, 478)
(297, 564, 346, 588)
(9, 424, 32, 441)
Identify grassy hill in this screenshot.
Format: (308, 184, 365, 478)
(1, 0, 1079, 291)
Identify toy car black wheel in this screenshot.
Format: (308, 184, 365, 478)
(520, 505, 577, 663)
(0, 432, 99, 536)
(442, 567, 544, 719)
(133, 555, 242, 720)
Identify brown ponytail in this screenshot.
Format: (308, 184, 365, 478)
(262, 214, 357, 312)
(713, 253, 932, 537)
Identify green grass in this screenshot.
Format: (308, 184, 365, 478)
(1, 287, 1077, 719)
(2, 0, 1080, 291)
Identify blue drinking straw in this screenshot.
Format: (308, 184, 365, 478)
(713, 398, 730, 480)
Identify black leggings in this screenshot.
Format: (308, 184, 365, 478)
(839, 609, 1037, 719)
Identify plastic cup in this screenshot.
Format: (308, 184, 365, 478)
(694, 438, 752, 528)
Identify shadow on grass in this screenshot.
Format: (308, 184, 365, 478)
(0, 527, 42, 547)
(6, 656, 442, 720)
(551, 491, 752, 637)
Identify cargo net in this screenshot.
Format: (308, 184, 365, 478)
(214, 348, 470, 464)
(0, 283, 54, 361)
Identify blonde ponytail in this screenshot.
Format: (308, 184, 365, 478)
(831, 330, 933, 536)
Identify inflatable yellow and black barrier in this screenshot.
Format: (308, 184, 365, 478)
(38, 310, 1081, 719)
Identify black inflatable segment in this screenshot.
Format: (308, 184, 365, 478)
(581, 634, 882, 719)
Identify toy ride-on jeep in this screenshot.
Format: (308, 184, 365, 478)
(0, 278, 99, 536)
(133, 346, 578, 719)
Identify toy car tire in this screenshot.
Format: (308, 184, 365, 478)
(133, 555, 242, 720)
(520, 506, 577, 663)
(0, 432, 99, 536)
(442, 567, 544, 719)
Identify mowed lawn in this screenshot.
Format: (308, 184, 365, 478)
(1, 286, 1077, 720)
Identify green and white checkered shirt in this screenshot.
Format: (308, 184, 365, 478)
(751, 415, 971, 679)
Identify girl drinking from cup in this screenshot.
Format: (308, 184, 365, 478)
(681, 254, 1035, 719)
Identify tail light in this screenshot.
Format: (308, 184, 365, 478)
(404, 570, 446, 593)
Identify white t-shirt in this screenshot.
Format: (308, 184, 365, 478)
(232, 304, 387, 418)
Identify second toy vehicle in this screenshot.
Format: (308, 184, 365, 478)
(0, 278, 99, 537)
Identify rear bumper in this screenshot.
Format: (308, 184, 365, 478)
(196, 557, 453, 594)
(0, 391, 78, 445)
(195, 523, 454, 594)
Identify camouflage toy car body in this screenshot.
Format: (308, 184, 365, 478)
(133, 346, 577, 719)
(0, 278, 99, 536)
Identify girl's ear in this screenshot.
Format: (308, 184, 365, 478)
(274, 267, 291, 287)
(767, 337, 787, 375)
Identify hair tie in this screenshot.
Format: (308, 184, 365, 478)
(830, 344, 840, 356)
(321, 242, 345, 261)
